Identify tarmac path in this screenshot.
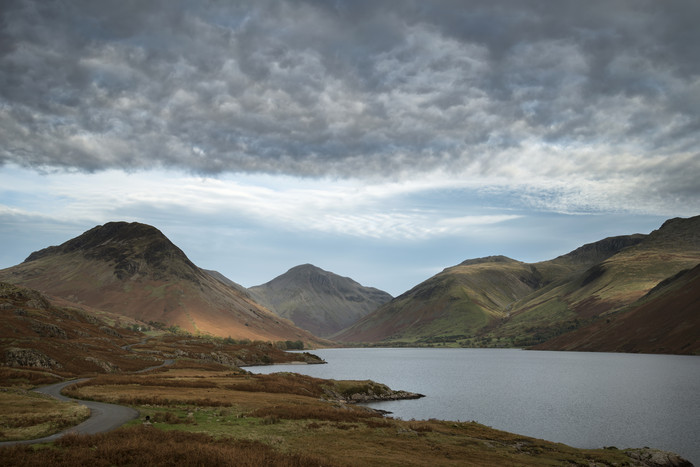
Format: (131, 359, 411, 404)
(0, 357, 175, 447)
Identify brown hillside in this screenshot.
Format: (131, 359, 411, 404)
(0, 282, 324, 378)
(0, 282, 153, 375)
(0, 222, 323, 344)
(532, 264, 700, 355)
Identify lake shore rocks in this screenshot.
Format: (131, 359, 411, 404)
(347, 389, 425, 403)
(624, 447, 693, 467)
(322, 381, 424, 404)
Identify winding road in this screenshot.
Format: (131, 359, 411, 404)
(0, 357, 175, 447)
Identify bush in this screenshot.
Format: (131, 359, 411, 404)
(152, 411, 195, 425)
(249, 403, 382, 423)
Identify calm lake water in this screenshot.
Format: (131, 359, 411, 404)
(249, 348, 700, 464)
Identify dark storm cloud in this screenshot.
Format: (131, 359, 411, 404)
(1, 0, 698, 189)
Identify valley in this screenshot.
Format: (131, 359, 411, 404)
(1, 217, 697, 355)
(0, 216, 697, 465)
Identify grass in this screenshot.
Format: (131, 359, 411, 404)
(0, 426, 327, 466)
(0, 388, 90, 441)
(0, 368, 63, 389)
(0, 411, 643, 466)
(5, 366, 652, 466)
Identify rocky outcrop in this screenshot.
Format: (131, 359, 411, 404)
(31, 321, 68, 339)
(4, 347, 63, 369)
(0, 282, 51, 310)
(194, 351, 246, 368)
(322, 381, 424, 404)
(299, 352, 325, 364)
(625, 448, 693, 467)
(85, 356, 118, 373)
(346, 389, 424, 403)
(99, 326, 122, 338)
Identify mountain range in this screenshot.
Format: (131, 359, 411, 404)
(0, 222, 321, 344)
(0, 216, 697, 354)
(334, 215, 700, 354)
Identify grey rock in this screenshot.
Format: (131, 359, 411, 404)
(4, 347, 63, 369)
(625, 448, 693, 467)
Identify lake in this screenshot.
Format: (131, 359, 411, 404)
(249, 348, 700, 464)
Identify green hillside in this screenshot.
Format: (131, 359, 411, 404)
(335, 216, 700, 354)
(333, 256, 540, 344)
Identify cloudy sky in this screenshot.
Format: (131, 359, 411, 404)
(1, 0, 698, 296)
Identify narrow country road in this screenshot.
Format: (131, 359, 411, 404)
(0, 358, 175, 447)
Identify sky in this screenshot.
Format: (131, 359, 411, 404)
(1, 0, 698, 296)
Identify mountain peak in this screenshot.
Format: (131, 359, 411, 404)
(649, 215, 700, 249)
(458, 255, 519, 266)
(549, 234, 647, 266)
(24, 222, 198, 282)
(250, 264, 392, 337)
(288, 263, 324, 274)
(657, 215, 700, 231)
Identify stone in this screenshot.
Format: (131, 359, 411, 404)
(4, 347, 63, 369)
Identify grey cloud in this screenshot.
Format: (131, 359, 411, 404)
(0, 0, 698, 187)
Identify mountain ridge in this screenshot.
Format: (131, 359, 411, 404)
(335, 215, 700, 354)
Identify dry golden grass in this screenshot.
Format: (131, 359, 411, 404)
(249, 402, 382, 423)
(0, 425, 331, 466)
(0, 368, 62, 389)
(0, 388, 90, 441)
(227, 372, 326, 397)
(44, 368, 644, 466)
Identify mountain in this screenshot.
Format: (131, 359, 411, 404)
(0, 222, 321, 344)
(249, 264, 392, 337)
(497, 216, 700, 348)
(203, 269, 251, 297)
(531, 263, 700, 354)
(335, 216, 700, 354)
(0, 281, 323, 376)
(332, 256, 538, 342)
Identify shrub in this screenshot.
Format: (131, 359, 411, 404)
(249, 403, 382, 423)
(261, 414, 280, 425)
(229, 373, 325, 398)
(151, 411, 195, 425)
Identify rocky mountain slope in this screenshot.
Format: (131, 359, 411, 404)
(0, 222, 321, 344)
(335, 216, 700, 354)
(249, 264, 392, 337)
(0, 281, 149, 375)
(0, 281, 322, 377)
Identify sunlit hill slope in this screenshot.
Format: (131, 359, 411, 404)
(0, 222, 322, 344)
(334, 216, 700, 354)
